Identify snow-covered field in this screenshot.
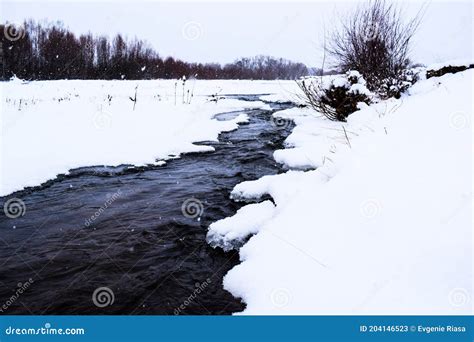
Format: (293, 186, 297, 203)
(209, 69, 473, 314)
(0, 79, 296, 195)
(1, 67, 472, 315)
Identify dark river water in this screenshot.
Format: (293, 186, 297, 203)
(0, 96, 294, 315)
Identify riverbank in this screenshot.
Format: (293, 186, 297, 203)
(0, 79, 297, 196)
(212, 69, 473, 314)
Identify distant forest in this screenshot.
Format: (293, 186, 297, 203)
(0, 20, 309, 80)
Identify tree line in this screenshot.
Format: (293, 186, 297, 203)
(1, 20, 308, 80)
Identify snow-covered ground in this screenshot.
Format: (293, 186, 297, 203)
(208, 69, 473, 314)
(0, 79, 296, 195)
(1, 68, 472, 315)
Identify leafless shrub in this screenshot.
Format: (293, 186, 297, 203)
(298, 79, 341, 121)
(297, 71, 372, 122)
(327, 0, 424, 97)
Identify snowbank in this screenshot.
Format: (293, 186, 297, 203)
(427, 59, 474, 71)
(218, 69, 473, 314)
(206, 200, 276, 251)
(0, 79, 296, 196)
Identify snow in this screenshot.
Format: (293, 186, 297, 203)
(206, 200, 276, 251)
(347, 70, 363, 79)
(427, 59, 473, 71)
(302, 71, 373, 101)
(8, 75, 28, 84)
(2, 67, 472, 315)
(332, 77, 349, 88)
(349, 83, 372, 96)
(231, 171, 306, 205)
(219, 69, 473, 314)
(0, 79, 295, 196)
(270, 106, 355, 170)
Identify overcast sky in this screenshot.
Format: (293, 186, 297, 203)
(2, 0, 472, 67)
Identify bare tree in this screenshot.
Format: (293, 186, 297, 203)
(327, 0, 424, 94)
(2, 19, 309, 80)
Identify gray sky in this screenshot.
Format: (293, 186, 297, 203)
(2, 0, 472, 67)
